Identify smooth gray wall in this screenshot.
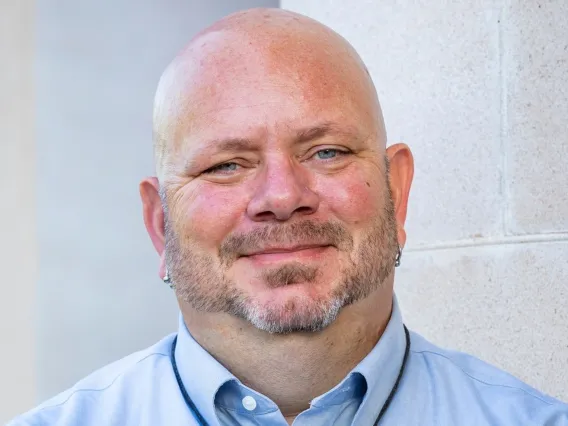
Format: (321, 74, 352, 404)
(282, 0, 568, 401)
(0, 1, 35, 424)
(36, 0, 277, 404)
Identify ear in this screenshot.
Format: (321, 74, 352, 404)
(140, 177, 167, 280)
(386, 143, 414, 249)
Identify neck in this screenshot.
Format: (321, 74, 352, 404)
(180, 284, 394, 417)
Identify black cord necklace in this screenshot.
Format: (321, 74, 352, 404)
(171, 325, 410, 426)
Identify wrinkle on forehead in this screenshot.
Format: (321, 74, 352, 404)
(153, 8, 386, 181)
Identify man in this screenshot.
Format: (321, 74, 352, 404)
(10, 7, 568, 426)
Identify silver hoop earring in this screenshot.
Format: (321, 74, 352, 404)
(395, 246, 403, 267)
(163, 269, 174, 289)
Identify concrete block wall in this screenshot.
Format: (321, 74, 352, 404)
(282, 1, 568, 400)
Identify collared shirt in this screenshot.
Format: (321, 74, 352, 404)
(9, 297, 568, 426)
(174, 297, 408, 426)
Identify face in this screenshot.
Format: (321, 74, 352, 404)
(155, 32, 400, 334)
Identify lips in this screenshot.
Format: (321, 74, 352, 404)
(241, 244, 331, 257)
(238, 244, 333, 264)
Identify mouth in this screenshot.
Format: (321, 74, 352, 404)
(240, 244, 332, 263)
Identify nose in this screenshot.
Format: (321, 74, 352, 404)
(246, 159, 320, 222)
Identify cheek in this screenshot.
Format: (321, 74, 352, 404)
(172, 185, 247, 247)
(318, 171, 383, 224)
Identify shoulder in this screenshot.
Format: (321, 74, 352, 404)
(407, 330, 568, 423)
(8, 334, 176, 426)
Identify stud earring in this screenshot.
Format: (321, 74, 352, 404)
(163, 269, 174, 289)
(395, 246, 403, 267)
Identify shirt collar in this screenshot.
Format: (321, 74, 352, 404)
(174, 296, 406, 425)
(174, 314, 235, 426)
(308, 296, 406, 423)
(350, 295, 407, 425)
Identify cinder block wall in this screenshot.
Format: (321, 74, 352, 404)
(282, 1, 568, 400)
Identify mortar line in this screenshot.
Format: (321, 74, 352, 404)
(406, 232, 568, 252)
(498, 0, 510, 236)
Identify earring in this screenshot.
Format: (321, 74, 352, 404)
(163, 269, 175, 289)
(395, 246, 403, 267)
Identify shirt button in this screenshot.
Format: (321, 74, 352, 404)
(242, 396, 257, 411)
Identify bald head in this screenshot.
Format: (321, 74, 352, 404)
(152, 8, 385, 181)
(141, 7, 413, 340)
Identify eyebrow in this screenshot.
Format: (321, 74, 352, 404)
(294, 122, 356, 143)
(187, 137, 259, 163)
(191, 121, 362, 160)
(208, 137, 258, 153)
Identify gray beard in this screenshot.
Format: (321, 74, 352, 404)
(163, 185, 398, 334)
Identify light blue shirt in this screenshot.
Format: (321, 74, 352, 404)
(9, 298, 568, 425)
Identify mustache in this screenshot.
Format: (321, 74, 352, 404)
(218, 220, 354, 265)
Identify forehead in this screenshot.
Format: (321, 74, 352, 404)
(164, 30, 379, 154)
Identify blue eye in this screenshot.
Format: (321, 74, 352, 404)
(315, 149, 341, 160)
(205, 162, 239, 174)
(217, 163, 238, 171)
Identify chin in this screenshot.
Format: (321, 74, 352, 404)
(240, 288, 345, 334)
